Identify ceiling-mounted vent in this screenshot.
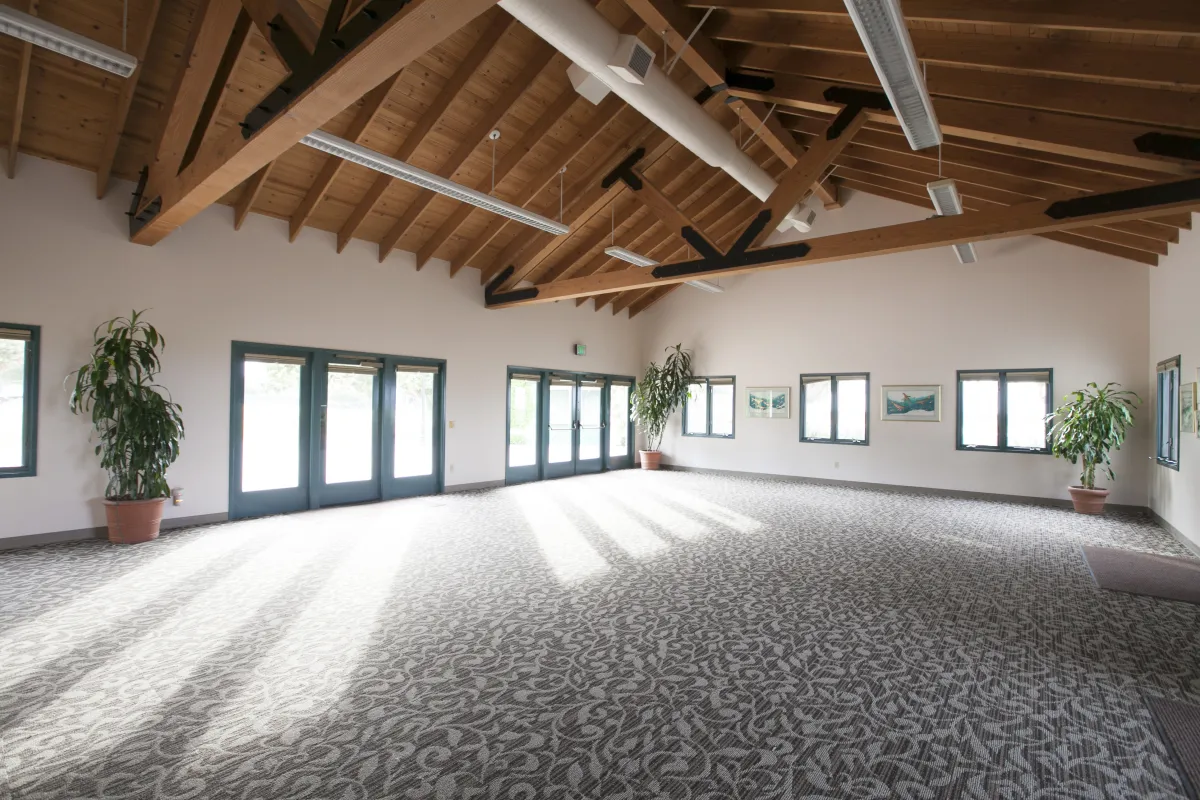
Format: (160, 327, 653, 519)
(567, 62, 611, 105)
(609, 35, 655, 85)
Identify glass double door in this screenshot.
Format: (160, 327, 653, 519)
(506, 369, 633, 484)
(230, 343, 443, 519)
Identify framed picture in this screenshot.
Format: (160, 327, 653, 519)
(881, 385, 942, 421)
(1182, 380, 1197, 435)
(747, 387, 790, 419)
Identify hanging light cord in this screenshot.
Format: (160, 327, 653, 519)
(742, 103, 776, 151)
(666, 6, 716, 75)
(558, 168, 565, 223)
(122, 0, 128, 51)
(490, 138, 496, 194)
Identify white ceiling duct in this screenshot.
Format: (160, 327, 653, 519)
(498, 0, 815, 234)
(927, 178, 978, 264)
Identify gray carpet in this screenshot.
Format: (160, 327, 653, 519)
(1148, 697, 1200, 800)
(1083, 545, 1200, 604)
(1, 471, 1199, 799)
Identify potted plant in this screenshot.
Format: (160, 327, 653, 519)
(630, 344, 693, 470)
(69, 311, 184, 544)
(1046, 382, 1140, 514)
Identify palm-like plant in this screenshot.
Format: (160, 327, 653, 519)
(68, 311, 184, 500)
(1046, 382, 1140, 490)
(631, 344, 693, 452)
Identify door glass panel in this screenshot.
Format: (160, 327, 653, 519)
(0, 337, 26, 468)
(509, 376, 540, 468)
(579, 381, 603, 460)
(242, 359, 302, 492)
(395, 368, 435, 478)
(609, 383, 630, 457)
(326, 368, 376, 484)
(548, 379, 575, 464)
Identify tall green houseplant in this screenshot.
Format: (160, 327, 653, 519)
(69, 311, 184, 505)
(631, 344, 693, 468)
(1046, 382, 1140, 514)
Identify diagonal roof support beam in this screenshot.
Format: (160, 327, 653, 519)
(96, 0, 163, 197)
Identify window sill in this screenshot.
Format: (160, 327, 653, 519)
(1156, 458, 1181, 471)
(682, 434, 735, 439)
(0, 468, 36, 479)
(957, 445, 1050, 455)
(801, 438, 869, 447)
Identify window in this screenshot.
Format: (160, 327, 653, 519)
(683, 377, 735, 438)
(957, 369, 1052, 453)
(0, 324, 38, 478)
(1157, 356, 1180, 469)
(800, 373, 869, 445)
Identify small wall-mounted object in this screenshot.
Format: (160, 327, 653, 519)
(171, 487, 184, 506)
(574, 344, 587, 356)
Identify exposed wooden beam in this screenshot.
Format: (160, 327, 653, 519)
(334, 12, 512, 253)
(234, 161, 273, 230)
(377, 46, 558, 264)
(181, 10, 254, 173)
(419, 89, 579, 272)
(144, 0, 245, 196)
(710, 16, 1200, 91)
(240, 0, 319, 54)
(680, 0, 1200, 37)
(731, 74, 1200, 175)
(5, 0, 36, 180)
(288, 70, 401, 242)
(96, 0, 163, 197)
(487, 175, 1200, 306)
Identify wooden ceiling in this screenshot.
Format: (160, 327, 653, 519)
(1, 0, 1198, 318)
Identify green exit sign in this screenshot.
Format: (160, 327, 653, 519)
(574, 344, 586, 356)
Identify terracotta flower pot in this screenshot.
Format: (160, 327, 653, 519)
(639, 450, 662, 470)
(104, 498, 168, 544)
(1067, 486, 1109, 515)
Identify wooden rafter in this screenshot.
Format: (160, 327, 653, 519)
(181, 10, 254, 172)
(708, 16, 1200, 91)
(234, 161, 273, 230)
(96, 0, 163, 197)
(132, 0, 502, 246)
(486, 175, 1200, 307)
(679, 1, 1200, 37)
(376, 46, 558, 263)
(418, 88, 579, 272)
(334, 12, 513, 253)
(731, 74, 1200, 175)
(5, 0, 36, 179)
(288, 70, 402, 242)
(240, 0, 319, 53)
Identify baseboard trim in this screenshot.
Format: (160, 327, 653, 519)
(1149, 510, 1200, 558)
(0, 511, 230, 552)
(444, 480, 505, 494)
(660, 465, 1153, 516)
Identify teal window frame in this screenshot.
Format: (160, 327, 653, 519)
(0, 323, 39, 479)
(1156, 356, 1180, 470)
(682, 376, 736, 439)
(956, 368, 1053, 455)
(799, 372, 871, 446)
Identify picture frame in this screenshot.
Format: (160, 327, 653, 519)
(1182, 380, 1197, 436)
(747, 387, 791, 419)
(881, 385, 942, 422)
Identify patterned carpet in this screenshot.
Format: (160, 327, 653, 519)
(1, 471, 1199, 800)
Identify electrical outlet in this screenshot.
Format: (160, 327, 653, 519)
(834, 461, 839, 469)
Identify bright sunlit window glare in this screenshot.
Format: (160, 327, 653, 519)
(324, 366, 377, 484)
(242, 357, 303, 492)
(684, 377, 735, 438)
(609, 382, 631, 458)
(958, 370, 1052, 453)
(801, 374, 869, 444)
(578, 380, 603, 461)
(0, 328, 33, 472)
(394, 366, 436, 478)
(548, 377, 575, 464)
(508, 374, 540, 468)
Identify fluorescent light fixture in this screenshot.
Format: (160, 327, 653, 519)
(685, 279, 724, 293)
(927, 178, 978, 264)
(604, 246, 658, 267)
(0, 4, 138, 77)
(301, 131, 569, 236)
(842, 0, 941, 151)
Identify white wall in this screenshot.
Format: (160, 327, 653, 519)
(0, 157, 646, 540)
(1149, 222, 1200, 551)
(640, 191, 1153, 507)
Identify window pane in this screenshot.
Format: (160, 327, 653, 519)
(803, 378, 832, 440)
(609, 384, 630, 457)
(961, 379, 999, 447)
(395, 369, 435, 478)
(242, 360, 302, 491)
(548, 381, 574, 463)
(836, 378, 867, 441)
(685, 383, 707, 435)
(508, 377, 539, 467)
(325, 370, 376, 484)
(578, 384, 602, 460)
(1006, 379, 1047, 449)
(0, 338, 26, 468)
(710, 382, 734, 436)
